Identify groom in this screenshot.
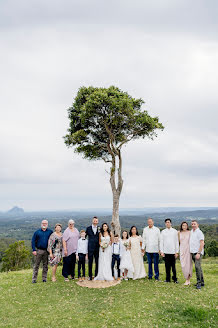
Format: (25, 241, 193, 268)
(86, 216, 100, 280)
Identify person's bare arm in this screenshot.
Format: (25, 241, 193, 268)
(63, 239, 67, 257)
(140, 240, 144, 254)
(195, 240, 204, 259)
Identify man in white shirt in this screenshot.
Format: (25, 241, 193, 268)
(142, 218, 160, 280)
(190, 220, 205, 289)
(160, 218, 179, 283)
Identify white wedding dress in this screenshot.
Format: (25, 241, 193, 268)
(94, 235, 113, 281)
(129, 236, 146, 280)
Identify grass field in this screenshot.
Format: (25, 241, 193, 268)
(0, 259, 217, 328)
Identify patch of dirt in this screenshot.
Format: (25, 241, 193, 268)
(76, 279, 121, 288)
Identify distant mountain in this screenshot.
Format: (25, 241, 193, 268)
(7, 206, 24, 215)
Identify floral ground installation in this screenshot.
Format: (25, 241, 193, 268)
(76, 278, 121, 288)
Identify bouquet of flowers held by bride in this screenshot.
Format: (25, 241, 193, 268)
(100, 240, 109, 252)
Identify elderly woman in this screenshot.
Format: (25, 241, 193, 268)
(62, 219, 80, 282)
(48, 223, 63, 282)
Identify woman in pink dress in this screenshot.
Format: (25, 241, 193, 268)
(178, 221, 192, 285)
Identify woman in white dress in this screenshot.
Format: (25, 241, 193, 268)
(120, 230, 134, 280)
(94, 223, 114, 281)
(129, 226, 146, 280)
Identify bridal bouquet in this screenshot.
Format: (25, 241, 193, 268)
(100, 240, 109, 252)
(123, 241, 129, 249)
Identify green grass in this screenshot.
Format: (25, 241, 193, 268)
(0, 260, 217, 328)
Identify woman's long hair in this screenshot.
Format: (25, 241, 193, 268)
(129, 226, 139, 237)
(100, 223, 110, 236)
(121, 230, 129, 239)
(180, 221, 189, 232)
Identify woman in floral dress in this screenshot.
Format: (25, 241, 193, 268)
(48, 223, 63, 282)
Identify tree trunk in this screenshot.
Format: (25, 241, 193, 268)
(110, 149, 123, 236)
(111, 191, 121, 236)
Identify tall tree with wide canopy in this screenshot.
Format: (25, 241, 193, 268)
(64, 86, 164, 235)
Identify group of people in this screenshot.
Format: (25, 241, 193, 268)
(31, 216, 205, 289)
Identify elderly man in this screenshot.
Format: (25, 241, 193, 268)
(31, 220, 53, 283)
(142, 218, 160, 280)
(190, 220, 205, 289)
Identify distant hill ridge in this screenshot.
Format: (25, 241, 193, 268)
(7, 206, 24, 215)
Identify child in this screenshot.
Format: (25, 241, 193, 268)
(120, 230, 134, 280)
(111, 234, 122, 280)
(76, 230, 88, 281)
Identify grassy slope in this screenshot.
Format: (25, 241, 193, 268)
(0, 260, 217, 328)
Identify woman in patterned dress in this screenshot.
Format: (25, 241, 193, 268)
(48, 223, 63, 282)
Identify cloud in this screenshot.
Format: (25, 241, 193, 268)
(0, 1, 218, 210)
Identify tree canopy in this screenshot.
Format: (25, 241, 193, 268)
(64, 86, 164, 161)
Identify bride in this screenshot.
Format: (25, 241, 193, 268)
(94, 223, 114, 281)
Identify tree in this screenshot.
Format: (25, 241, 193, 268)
(0, 238, 16, 262)
(1, 241, 31, 272)
(64, 86, 164, 235)
(206, 240, 218, 257)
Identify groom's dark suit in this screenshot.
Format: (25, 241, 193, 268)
(86, 225, 100, 279)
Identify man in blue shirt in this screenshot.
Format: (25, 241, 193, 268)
(32, 220, 53, 283)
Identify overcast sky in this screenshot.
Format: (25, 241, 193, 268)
(1, 0, 218, 211)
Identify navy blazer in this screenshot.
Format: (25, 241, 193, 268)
(86, 226, 100, 253)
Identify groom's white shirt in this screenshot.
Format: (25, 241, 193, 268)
(92, 224, 97, 234)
